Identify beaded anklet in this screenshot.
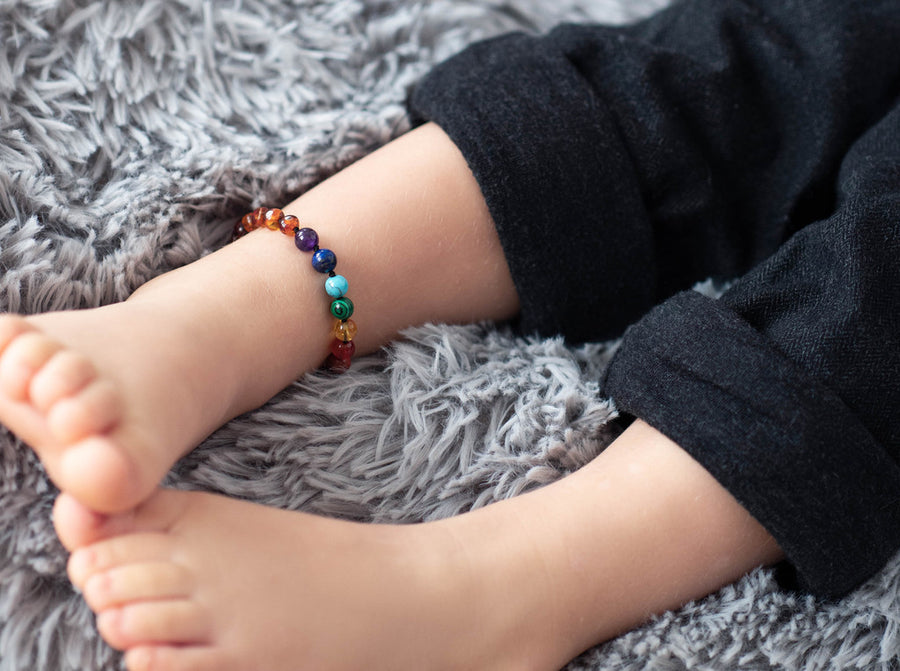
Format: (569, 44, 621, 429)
(233, 207, 357, 372)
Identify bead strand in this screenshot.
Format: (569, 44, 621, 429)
(234, 207, 357, 372)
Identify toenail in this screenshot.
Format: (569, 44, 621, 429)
(97, 608, 125, 645)
(69, 547, 97, 581)
(85, 571, 112, 606)
(0, 361, 37, 397)
(125, 647, 153, 670)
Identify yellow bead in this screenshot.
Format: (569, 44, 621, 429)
(333, 319, 358, 342)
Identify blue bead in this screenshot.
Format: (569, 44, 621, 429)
(311, 249, 336, 273)
(325, 275, 348, 298)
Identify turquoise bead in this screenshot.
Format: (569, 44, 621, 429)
(330, 297, 354, 320)
(325, 275, 349, 298)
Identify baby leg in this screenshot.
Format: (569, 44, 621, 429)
(54, 420, 782, 671)
(0, 122, 519, 512)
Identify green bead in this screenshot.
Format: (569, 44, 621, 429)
(330, 297, 354, 320)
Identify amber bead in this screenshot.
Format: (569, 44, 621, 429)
(333, 319, 358, 342)
(243, 207, 266, 231)
(232, 221, 246, 240)
(253, 206, 267, 226)
(281, 214, 300, 236)
(264, 208, 284, 231)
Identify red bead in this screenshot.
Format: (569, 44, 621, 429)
(264, 208, 284, 231)
(281, 214, 300, 236)
(325, 353, 351, 372)
(330, 338, 356, 360)
(325, 337, 354, 372)
(232, 221, 246, 240)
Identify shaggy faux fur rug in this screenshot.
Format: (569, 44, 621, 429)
(1, 1, 899, 669)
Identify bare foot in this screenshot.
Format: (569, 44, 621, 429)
(0, 227, 337, 513)
(0, 212, 355, 513)
(53, 488, 562, 671)
(52, 421, 784, 671)
(0, 302, 236, 512)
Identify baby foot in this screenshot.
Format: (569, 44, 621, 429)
(0, 316, 130, 504)
(53, 488, 562, 671)
(0, 302, 242, 512)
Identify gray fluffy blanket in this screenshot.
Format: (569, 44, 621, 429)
(1, 1, 899, 669)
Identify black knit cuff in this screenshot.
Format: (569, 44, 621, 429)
(408, 28, 654, 343)
(603, 290, 900, 598)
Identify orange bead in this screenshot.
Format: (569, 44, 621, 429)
(333, 319, 358, 342)
(281, 214, 300, 236)
(264, 208, 284, 231)
(242, 207, 266, 232)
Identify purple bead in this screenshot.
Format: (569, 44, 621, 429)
(295, 227, 318, 252)
(312, 248, 337, 273)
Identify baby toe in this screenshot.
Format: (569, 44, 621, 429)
(55, 435, 150, 514)
(53, 492, 109, 551)
(68, 533, 176, 588)
(98, 600, 211, 650)
(0, 331, 63, 401)
(83, 561, 193, 612)
(47, 378, 121, 443)
(0, 316, 35, 353)
(29, 349, 98, 413)
(125, 645, 227, 671)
